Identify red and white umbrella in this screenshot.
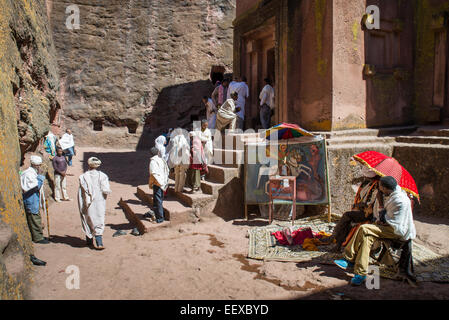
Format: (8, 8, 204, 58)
(352, 151, 419, 201)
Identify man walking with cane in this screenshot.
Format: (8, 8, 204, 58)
(21, 155, 49, 244)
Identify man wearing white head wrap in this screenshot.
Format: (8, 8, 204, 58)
(21, 155, 48, 244)
(325, 164, 382, 252)
(78, 157, 111, 249)
(149, 147, 169, 223)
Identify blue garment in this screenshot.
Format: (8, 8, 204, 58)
(23, 175, 45, 215)
(153, 185, 165, 223)
(44, 137, 55, 156)
(64, 147, 75, 166)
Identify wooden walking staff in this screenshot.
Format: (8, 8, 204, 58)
(323, 137, 332, 223)
(40, 187, 50, 238)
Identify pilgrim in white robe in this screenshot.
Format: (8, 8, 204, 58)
(78, 169, 111, 238)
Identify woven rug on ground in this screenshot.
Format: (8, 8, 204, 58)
(247, 215, 449, 283)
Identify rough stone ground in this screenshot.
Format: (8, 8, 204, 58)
(30, 147, 449, 300)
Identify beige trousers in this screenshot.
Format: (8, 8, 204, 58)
(344, 223, 401, 276)
(174, 165, 188, 192)
(215, 115, 236, 132)
(54, 173, 69, 200)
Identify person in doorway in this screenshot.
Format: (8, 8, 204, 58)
(167, 129, 190, 193)
(211, 78, 229, 107)
(149, 147, 170, 223)
(234, 76, 249, 130)
(215, 92, 241, 133)
(259, 78, 275, 129)
(52, 147, 71, 202)
(21, 155, 49, 244)
(78, 157, 111, 250)
(226, 76, 240, 100)
(202, 96, 217, 129)
(59, 129, 76, 166)
(334, 176, 416, 286)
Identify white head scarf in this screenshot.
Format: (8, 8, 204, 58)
(30, 155, 42, 165)
(87, 157, 101, 169)
(155, 135, 167, 159)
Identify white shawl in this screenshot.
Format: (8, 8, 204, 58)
(384, 186, 416, 241)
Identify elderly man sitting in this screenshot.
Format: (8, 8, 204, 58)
(333, 176, 416, 286)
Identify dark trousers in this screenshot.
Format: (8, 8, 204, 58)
(25, 210, 44, 242)
(260, 104, 272, 129)
(64, 147, 75, 166)
(332, 210, 370, 247)
(153, 185, 165, 222)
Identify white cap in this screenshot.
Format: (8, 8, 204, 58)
(87, 157, 101, 168)
(30, 155, 42, 165)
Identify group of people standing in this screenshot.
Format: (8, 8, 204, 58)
(203, 76, 275, 132)
(21, 129, 111, 251)
(146, 122, 214, 224)
(43, 129, 76, 202)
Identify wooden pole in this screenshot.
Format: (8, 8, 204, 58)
(324, 136, 332, 223)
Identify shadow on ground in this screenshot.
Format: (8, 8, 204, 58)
(49, 235, 87, 248)
(83, 150, 150, 186)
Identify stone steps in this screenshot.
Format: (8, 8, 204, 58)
(200, 180, 224, 196)
(395, 136, 449, 145)
(217, 131, 265, 150)
(206, 164, 240, 184)
(167, 185, 216, 208)
(211, 148, 244, 166)
(412, 127, 449, 138)
(118, 198, 170, 234)
(136, 186, 197, 224)
(327, 136, 396, 146)
(315, 126, 418, 139)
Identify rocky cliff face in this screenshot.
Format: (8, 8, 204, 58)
(48, 0, 235, 148)
(0, 0, 60, 299)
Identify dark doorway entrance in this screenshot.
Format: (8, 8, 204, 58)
(210, 66, 225, 86)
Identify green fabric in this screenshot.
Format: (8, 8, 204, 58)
(247, 215, 449, 282)
(26, 211, 44, 242)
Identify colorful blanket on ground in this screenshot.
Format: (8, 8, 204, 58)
(247, 215, 449, 283)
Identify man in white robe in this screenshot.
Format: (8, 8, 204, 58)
(215, 92, 241, 132)
(78, 157, 111, 250)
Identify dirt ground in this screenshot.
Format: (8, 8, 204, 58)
(30, 147, 449, 300)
